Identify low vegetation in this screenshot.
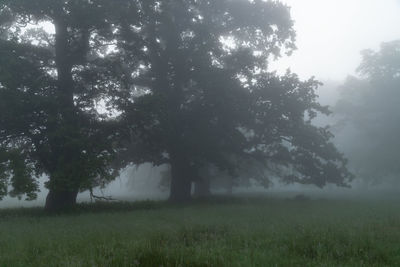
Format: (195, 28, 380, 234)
(1, 196, 399, 266)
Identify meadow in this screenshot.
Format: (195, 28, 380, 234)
(0, 195, 400, 266)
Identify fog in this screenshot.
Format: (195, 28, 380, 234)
(273, 0, 400, 81)
(0, 164, 169, 208)
(1, 0, 400, 209)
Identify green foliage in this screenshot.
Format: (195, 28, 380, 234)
(0, 0, 352, 205)
(0, 0, 130, 203)
(0, 147, 38, 201)
(116, 0, 352, 193)
(335, 40, 400, 183)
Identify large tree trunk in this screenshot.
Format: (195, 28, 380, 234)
(43, 18, 80, 213)
(45, 189, 78, 212)
(193, 178, 210, 198)
(169, 158, 192, 202)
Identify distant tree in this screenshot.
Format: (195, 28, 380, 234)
(116, 0, 353, 201)
(0, 0, 138, 211)
(335, 40, 400, 184)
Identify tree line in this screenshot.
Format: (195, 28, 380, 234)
(334, 40, 400, 186)
(0, 0, 353, 211)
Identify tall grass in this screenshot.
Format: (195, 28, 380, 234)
(0, 196, 399, 266)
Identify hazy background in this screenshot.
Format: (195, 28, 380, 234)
(2, 0, 400, 208)
(273, 0, 400, 81)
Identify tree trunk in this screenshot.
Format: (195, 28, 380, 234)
(193, 178, 210, 198)
(43, 17, 79, 214)
(169, 158, 192, 202)
(45, 189, 78, 212)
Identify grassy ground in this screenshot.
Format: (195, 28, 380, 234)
(0, 196, 400, 266)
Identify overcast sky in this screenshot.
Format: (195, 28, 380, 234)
(271, 0, 400, 81)
(39, 1, 400, 82)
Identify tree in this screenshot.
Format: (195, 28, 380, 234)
(335, 40, 400, 184)
(115, 0, 353, 201)
(0, 0, 353, 207)
(0, 0, 137, 211)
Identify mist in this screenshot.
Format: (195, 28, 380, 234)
(274, 0, 400, 81)
(0, 0, 400, 211)
(0, 164, 169, 208)
(3, 2, 400, 265)
(1, 0, 400, 207)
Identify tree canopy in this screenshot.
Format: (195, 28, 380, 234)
(335, 40, 400, 184)
(114, 0, 352, 200)
(0, 0, 353, 210)
(0, 0, 135, 210)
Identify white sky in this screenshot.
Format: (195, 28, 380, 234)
(37, 1, 400, 82)
(271, 0, 400, 81)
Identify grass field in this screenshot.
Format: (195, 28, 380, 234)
(0, 196, 400, 266)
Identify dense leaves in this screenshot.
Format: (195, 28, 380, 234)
(0, 0, 352, 208)
(335, 40, 400, 183)
(114, 1, 352, 199)
(0, 0, 131, 208)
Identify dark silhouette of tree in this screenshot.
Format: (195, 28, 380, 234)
(0, 0, 353, 207)
(0, 0, 138, 210)
(116, 0, 353, 201)
(335, 40, 400, 184)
